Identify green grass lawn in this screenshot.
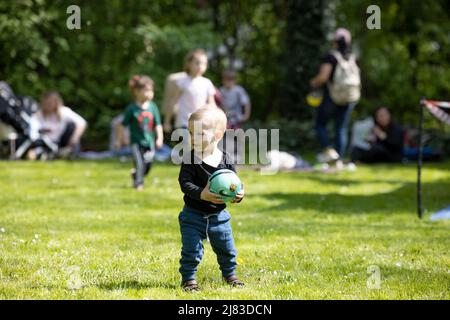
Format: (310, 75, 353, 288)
(0, 160, 449, 300)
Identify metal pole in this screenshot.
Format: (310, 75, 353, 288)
(417, 99, 424, 219)
(8, 132, 18, 160)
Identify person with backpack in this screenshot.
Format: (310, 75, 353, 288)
(310, 28, 361, 164)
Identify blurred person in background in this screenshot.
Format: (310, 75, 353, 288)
(350, 106, 404, 163)
(310, 28, 360, 164)
(26, 91, 87, 159)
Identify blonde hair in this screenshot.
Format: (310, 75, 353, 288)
(41, 90, 63, 102)
(40, 90, 63, 119)
(184, 49, 207, 74)
(189, 105, 227, 133)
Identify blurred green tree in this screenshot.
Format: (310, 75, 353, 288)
(0, 0, 448, 151)
(336, 0, 450, 126)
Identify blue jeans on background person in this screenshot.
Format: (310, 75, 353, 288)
(178, 206, 237, 283)
(316, 91, 355, 157)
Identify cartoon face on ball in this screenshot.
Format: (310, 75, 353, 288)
(208, 169, 242, 203)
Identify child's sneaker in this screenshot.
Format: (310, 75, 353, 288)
(224, 275, 244, 287)
(182, 279, 200, 292)
(316, 147, 339, 163)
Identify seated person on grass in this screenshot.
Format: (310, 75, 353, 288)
(351, 106, 403, 163)
(27, 91, 87, 160)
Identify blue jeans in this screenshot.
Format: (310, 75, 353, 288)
(178, 206, 237, 283)
(316, 92, 355, 157)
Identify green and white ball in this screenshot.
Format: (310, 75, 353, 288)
(208, 169, 243, 202)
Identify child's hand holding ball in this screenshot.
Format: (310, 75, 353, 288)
(231, 184, 244, 203)
(201, 182, 225, 204)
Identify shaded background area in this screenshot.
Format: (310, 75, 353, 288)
(1, 0, 449, 151)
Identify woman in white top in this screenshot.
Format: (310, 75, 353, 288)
(163, 49, 216, 132)
(27, 91, 87, 158)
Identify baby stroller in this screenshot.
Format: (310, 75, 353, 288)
(0, 81, 56, 159)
